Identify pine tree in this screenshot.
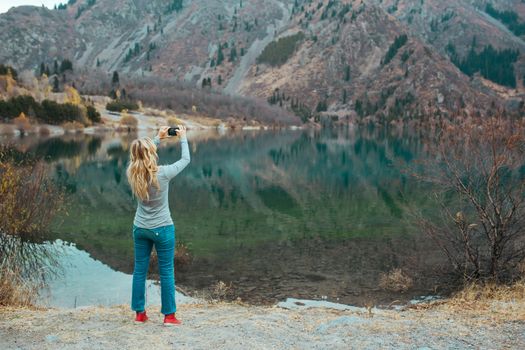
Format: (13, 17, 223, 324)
(40, 62, 45, 76)
(217, 44, 224, 65)
(218, 75, 222, 85)
(53, 59, 59, 75)
(112, 71, 120, 86)
(229, 46, 237, 62)
(52, 76, 60, 92)
(344, 65, 350, 81)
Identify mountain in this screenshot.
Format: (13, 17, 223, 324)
(0, 0, 524, 121)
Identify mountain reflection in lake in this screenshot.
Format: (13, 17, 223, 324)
(1, 127, 448, 306)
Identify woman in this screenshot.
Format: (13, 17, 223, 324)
(126, 125, 190, 326)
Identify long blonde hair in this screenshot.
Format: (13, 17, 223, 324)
(126, 137, 160, 201)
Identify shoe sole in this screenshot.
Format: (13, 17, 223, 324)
(163, 322, 181, 326)
(134, 320, 147, 324)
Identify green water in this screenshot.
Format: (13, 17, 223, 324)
(2, 127, 443, 305)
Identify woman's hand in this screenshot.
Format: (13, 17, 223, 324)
(158, 126, 169, 139)
(177, 125, 187, 139)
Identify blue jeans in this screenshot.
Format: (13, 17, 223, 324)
(131, 224, 176, 315)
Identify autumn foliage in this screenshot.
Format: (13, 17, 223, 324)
(0, 147, 65, 306)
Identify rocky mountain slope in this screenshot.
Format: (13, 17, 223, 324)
(0, 0, 524, 120)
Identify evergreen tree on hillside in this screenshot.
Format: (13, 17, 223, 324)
(52, 76, 60, 92)
(381, 34, 408, 65)
(485, 4, 525, 37)
(40, 63, 45, 76)
(60, 59, 73, 73)
(112, 71, 120, 86)
(344, 65, 350, 81)
(217, 44, 224, 65)
(448, 40, 519, 88)
(229, 46, 238, 62)
(257, 32, 305, 66)
(167, 0, 183, 14)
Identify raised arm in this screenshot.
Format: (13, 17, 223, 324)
(163, 135, 190, 180)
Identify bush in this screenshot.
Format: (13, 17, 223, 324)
(62, 121, 84, 133)
(86, 105, 101, 123)
(0, 149, 64, 306)
(0, 64, 18, 80)
(120, 113, 138, 129)
(0, 96, 85, 125)
(106, 100, 139, 112)
(12, 112, 32, 135)
(40, 100, 83, 124)
(166, 116, 183, 126)
(379, 268, 414, 292)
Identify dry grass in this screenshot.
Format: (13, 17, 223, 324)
(166, 116, 184, 126)
(62, 121, 84, 133)
(379, 268, 414, 292)
(175, 242, 193, 267)
(211, 281, 234, 301)
(0, 265, 36, 307)
(452, 281, 525, 303)
(120, 114, 138, 128)
(407, 280, 525, 323)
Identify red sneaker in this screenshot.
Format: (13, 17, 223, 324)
(163, 313, 181, 326)
(134, 311, 148, 323)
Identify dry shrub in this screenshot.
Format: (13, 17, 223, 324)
(0, 149, 64, 306)
(147, 241, 193, 276)
(38, 126, 51, 136)
(166, 116, 184, 127)
(12, 112, 32, 135)
(175, 242, 193, 267)
(0, 265, 34, 307)
(211, 280, 234, 301)
(453, 281, 525, 303)
(62, 121, 84, 133)
(379, 268, 414, 292)
(120, 112, 138, 130)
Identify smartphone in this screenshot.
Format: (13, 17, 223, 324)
(168, 127, 179, 136)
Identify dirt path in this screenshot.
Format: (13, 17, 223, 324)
(1, 298, 523, 349)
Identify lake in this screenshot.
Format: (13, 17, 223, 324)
(1, 126, 448, 307)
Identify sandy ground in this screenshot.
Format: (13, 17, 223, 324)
(1, 298, 524, 350)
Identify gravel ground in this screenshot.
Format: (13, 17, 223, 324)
(1, 298, 524, 349)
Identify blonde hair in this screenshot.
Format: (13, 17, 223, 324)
(126, 137, 159, 201)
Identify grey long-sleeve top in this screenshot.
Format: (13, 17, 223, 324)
(133, 135, 190, 229)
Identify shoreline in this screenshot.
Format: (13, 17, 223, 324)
(0, 102, 306, 139)
(1, 295, 523, 349)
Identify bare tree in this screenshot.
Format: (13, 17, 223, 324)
(413, 115, 525, 282)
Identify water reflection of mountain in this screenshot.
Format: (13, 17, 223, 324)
(2, 128, 444, 305)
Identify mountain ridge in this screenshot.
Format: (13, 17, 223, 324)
(0, 0, 524, 120)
